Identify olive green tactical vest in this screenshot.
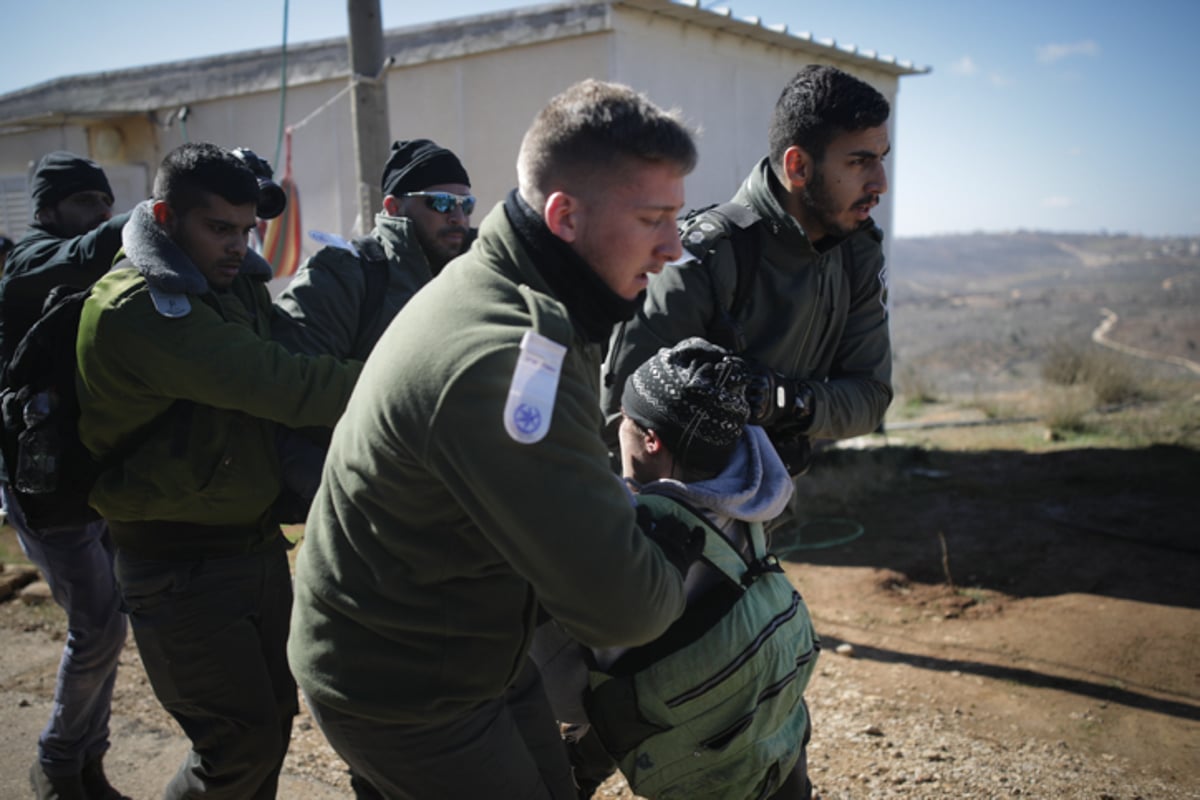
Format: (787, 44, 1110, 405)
(587, 492, 820, 800)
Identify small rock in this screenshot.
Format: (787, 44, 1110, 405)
(0, 564, 40, 602)
(863, 725, 884, 737)
(19, 580, 53, 605)
(835, 642, 855, 657)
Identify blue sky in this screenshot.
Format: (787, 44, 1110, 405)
(3, 0, 1199, 238)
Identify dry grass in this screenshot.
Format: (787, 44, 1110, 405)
(896, 362, 939, 409)
(1039, 385, 1096, 435)
(1040, 339, 1146, 405)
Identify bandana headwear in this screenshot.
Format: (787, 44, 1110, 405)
(622, 337, 750, 473)
(381, 139, 470, 197)
(30, 151, 114, 211)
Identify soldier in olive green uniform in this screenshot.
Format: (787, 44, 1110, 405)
(289, 80, 703, 799)
(77, 143, 361, 800)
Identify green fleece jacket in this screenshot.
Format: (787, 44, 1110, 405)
(289, 202, 688, 723)
(77, 201, 361, 555)
(603, 158, 892, 441)
(271, 213, 438, 360)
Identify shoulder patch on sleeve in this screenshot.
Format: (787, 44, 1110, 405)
(308, 230, 360, 257)
(148, 286, 191, 318)
(681, 215, 733, 258)
(504, 330, 567, 445)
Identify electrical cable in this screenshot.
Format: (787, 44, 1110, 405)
(274, 0, 290, 171)
(773, 518, 865, 555)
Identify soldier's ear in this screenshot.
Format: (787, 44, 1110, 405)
(543, 191, 579, 244)
(782, 145, 813, 189)
(151, 199, 175, 229)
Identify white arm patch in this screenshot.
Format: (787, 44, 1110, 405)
(504, 330, 567, 444)
(149, 287, 191, 318)
(308, 230, 359, 256)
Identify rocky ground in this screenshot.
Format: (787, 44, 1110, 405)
(2, 424, 1197, 799)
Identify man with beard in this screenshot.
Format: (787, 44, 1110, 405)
(272, 138, 474, 360)
(269, 139, 474, 522)
(288, 80, 700, 799)
(602, 65, 893, 489)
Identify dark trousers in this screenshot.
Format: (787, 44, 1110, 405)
(114, 540, 298, 799)
(307, 658, 577, 800)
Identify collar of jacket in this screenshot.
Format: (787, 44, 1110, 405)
(501, 188, 640, 344)
(735, 158, 820, 257)
(121, 200, 272, 295)
(371, 211, 435, 270)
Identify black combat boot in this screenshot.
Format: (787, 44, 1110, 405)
(80, 757, 131, 800)
(29, 761, 87, 800)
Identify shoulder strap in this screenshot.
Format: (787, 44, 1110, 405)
(682, 202, 761, 353)
(638, 487, 778, 585)
(351, 236, 390, 358)
(635, 491, 748, 586)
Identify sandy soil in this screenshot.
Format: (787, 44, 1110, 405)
(1, 434, 1197, 799)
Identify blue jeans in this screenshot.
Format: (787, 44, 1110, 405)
(1, 483, 127, 777)
(115, 539, 297, 800)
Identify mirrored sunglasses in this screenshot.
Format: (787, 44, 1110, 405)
(404, 191, 476, 215)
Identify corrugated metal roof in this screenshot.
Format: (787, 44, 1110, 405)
(0, 0, 926, 128)
(619, 0, 929, 76)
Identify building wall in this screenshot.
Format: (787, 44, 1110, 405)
(330, 32, 612, 237)
(0, 126, 91, 239)
(0, 8, 907, 264)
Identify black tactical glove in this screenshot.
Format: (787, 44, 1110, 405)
(744, 364, 816, 429)
(635, 505, 705, 576)
(767, 424, 814, 476)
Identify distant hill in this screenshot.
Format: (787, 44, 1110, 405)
(884, 232, 1200, 395)
(890, 231, 1200, 291)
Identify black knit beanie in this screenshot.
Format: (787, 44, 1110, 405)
(622, 337, 750, 473)
(30, 152, 114, 212)
(381, 139, 470, 197)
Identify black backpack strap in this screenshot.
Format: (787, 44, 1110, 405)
(680, 202, 761, 353)
(351, 236, 390, 359)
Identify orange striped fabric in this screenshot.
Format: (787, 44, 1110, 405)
(262, 128, 302, 279)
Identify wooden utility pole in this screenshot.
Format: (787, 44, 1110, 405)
(347, 0, 391, 232)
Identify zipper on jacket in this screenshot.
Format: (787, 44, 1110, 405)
(789, 262, 826, 378)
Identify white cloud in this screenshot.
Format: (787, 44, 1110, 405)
(1037, 40, 1100, 64)
(1041, 196, 1074, 209)
(1066, 146, 1083, 157)
(989, 72, 1013, 88)
(950, 55, 977, 76)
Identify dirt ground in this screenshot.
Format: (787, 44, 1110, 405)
(1, 424, 1198, 799)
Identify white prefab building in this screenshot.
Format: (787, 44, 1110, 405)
(0, 0, 926, 271)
